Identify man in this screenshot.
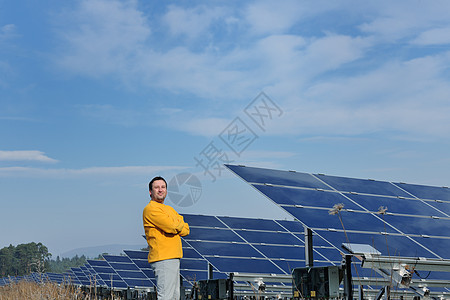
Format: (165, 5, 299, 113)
(143, 176, 190, 300)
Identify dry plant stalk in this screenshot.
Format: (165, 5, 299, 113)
(0, 280, 85, 300)
(328, 203, 344, 215)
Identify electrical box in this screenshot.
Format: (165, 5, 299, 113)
(197, 279, 229, 300)
(292, 266, 343, 299)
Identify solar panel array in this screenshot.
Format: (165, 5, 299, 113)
(0, 253, 155, 290)
(2, 163, 449, 298)
(224, 164, 450, 291)
(224, 164, 450, 259)
(181, 213, 339, 275)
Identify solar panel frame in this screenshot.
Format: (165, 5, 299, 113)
(87, 259, 128, 289)
(102, 254, 154, 289)
(224, 164, 450, 294)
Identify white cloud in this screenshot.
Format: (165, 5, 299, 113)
(163, 5, 227, 40)
(173, 117, 231, 137)
(52, 1, 450, 141)
(0, 151, 58, 163)
(359, 1, 450, 42)
(0, 24, 18, 42)
(240, 150, 296, 160)
(412, 27, 450, 45)
(245, 0, 301, 35)
(56, 0, 150, 77)
(0, 165, 186, 178)
(78, 104, 146, 127)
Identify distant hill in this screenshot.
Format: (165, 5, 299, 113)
(60, 244, 147, 258)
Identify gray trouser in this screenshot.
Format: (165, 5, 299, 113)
(151, 258, 180, 300)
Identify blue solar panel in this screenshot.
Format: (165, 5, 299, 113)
(102, 254, 154, 288)
(123, 248, 211, 288)
(64, 270, 81, 285)
(253, 244, 304, 260)
(224, 164, 450, 291)
(45, 273, 65, 284)
(183, 214, 228, 228)
(254, 185, 359, 209)
(219, 215, 286, 231)
(225, 164, 329, 189)
(226, 164, 450, 257)
(87, 259, 128, 289)
(316, 173, 412, 197)
(124, 249, 148, 260)
(71, 267, 91, 286)
(79, 264, 104, 286)
(187, 241, 264, 257)
(206, 256, 283, 274)
(188, 227, 244, 242)
(235, 229, 303, 245)
(180, 257, 208, 270)
(181, 213, 337, 277)
(2, 162, 447, 298)
(281, 205, 394, 233)
(122, 250, 156, 284)
(182, 247, 203, 259)
(0, 278, 7, 286)
(85, 263, 106, 286)
(395, 182, 450, 201)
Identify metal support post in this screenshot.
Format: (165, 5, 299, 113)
(343, 254, 353, 300)
(305, 227, 313, 267)
(358, 284, 364, 300)
(384, 285, 390, 300)
(228, 273, 234, 300)
(208, 263, 213, 280)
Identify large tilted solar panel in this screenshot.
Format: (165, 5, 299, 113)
(0, 245, 214, 290)
(44, 272, 67, 284)
(103, 254, 154, 289)
(88, 258, 128, 289)
(79, 263, 105, 286)
(84, 263, 106, 286)
(64, 269, 82, 285)
(123, 247, 215, 288)
(70, 267, 91, 286)
(122, 250, 155, 285)
(224, 165, 450, 284)
(181, 213, 341, 276)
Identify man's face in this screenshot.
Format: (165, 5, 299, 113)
(150, 179, 167, 203)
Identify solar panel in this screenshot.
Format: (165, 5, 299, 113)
(64, 269, 82, 285)
(70, 267, 91, 286)
(182, 213, 340, 274)
(123, 247, 223, 288)
(87, 258, 128, 289)
(79, 264, 101, 287)
(225, 164, 450, 294)
(2, 161, 448, 298)
(85, 263, 107, 286)
(44, 272, 66, 284)
(102, 254, 154, 289)
(122, 249, 155, 284)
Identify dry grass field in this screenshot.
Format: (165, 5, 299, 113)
(0, 280, 86, 300)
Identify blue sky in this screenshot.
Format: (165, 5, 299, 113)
(1, 0, 449, 257)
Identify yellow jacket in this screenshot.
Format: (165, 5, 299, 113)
(143, 200, 190, 263)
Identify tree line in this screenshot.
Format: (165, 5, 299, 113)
(0, 242, 90, 277)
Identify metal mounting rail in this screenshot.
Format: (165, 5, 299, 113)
(230, 272, 293, 283)
(362, 255, 450, 272)
(354, 276, 450, 288)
